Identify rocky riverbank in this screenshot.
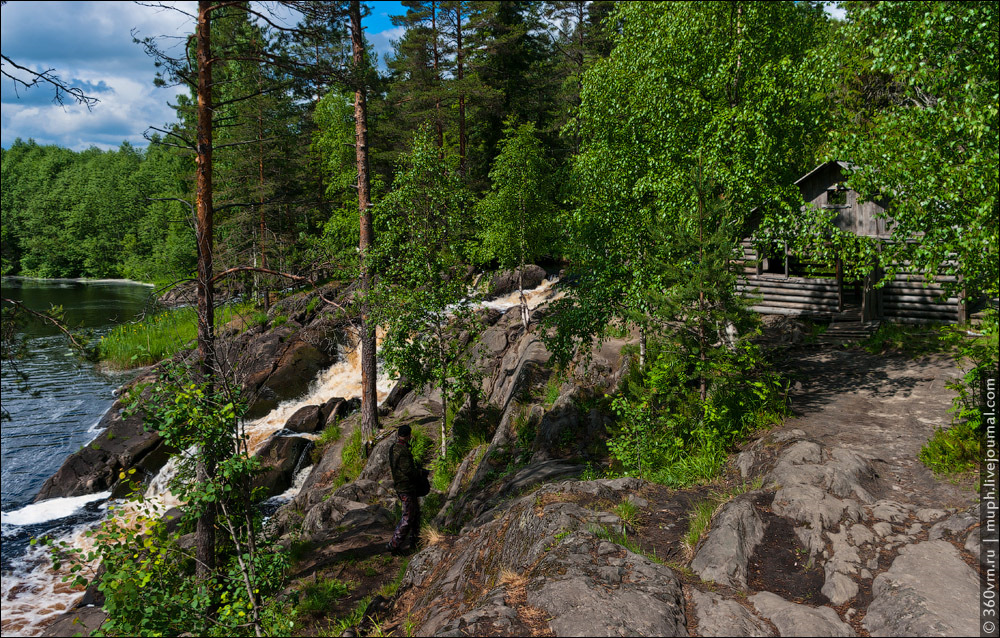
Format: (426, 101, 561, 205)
(36, 274, 982, 637)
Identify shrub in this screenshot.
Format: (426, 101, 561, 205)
(409, 426, 434, 466)
(44, 364, 290, 636)
(919, 309, 997, 476)
(919, 420, 982, 474)
(607, 335, 786, 487)
(339, 427, 366, 483)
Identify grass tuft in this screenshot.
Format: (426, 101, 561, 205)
(297, 577, 350, 614)
(683, 499, 719, 554)
(419, 525, 445, 547)
(613, 499, 639, 527)
(99, 303, 261, 369)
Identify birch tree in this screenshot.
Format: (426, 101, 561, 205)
(371, 125, 477, 459)
(476, 119, 554, 330)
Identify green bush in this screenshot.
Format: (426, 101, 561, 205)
(44, 365, 290, 637)
(543, 374, 562, 407)
(920, 309, 997, 476)
(409, 426, 434, 466)
(919, 420, 982, 474)
(607, 334, 786, 487)
(430, 457, 455, 493)
(339, 427, 366, 483)
(862, 322, 958, 356)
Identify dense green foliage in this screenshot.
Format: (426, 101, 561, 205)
(825, 1, 999, 298)
(1, 139, 192, 280)
(476, 118, 556, 326)
(920, 311, 998, 475)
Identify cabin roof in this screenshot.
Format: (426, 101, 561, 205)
(793, 160, 857, 187)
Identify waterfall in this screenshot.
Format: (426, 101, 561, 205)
(1, 277, 561, 636)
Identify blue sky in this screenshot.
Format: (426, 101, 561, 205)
(0, 1, 406, 151)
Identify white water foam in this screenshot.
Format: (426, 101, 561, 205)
(1, 492, 111, 530)
(482, 277, 563, 312)
(264, 464, 313, 509)
(0, 514, 109, 636)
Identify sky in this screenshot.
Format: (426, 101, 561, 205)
(1, 1, 844, 152)
(0, 1, 406, 151)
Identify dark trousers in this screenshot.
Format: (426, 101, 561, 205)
(389, 493, 420, 550)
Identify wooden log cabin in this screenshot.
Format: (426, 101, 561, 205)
(738, 161, 968, 324)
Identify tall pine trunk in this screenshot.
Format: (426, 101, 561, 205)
(351, 0, 379, 442)
(457, 3, 466, 175)
(194, 0, 216, 579)
(432, 1, 443, 149)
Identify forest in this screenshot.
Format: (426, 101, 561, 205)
(2, 1, 994, 295)
(1, 2, 997, 636)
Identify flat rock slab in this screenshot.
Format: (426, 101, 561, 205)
(40, 607, 107, 637)
(864, 540, 979, 637)
(749, 591, 854, 637)
(691, 494, 765, 589)
(691, 589, 775, 637)
(526, 533, 687, 637)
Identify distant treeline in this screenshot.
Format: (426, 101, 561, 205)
(1, 139, 193, 280)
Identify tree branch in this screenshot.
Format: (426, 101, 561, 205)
(0, 54, 99, 109)
(1, 298, 89, 351)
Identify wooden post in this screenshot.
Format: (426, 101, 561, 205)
(836, 257, 844, 313)
(862, 264, 884, 323)
(957, 272, 968, 323)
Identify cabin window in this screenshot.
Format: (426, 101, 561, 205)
(761, 243, 787, 276)
(826, 188, 847, 207)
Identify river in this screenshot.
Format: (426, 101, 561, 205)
(0, 278, 156, 635)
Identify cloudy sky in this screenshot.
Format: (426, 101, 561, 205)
(0, 1, 405, 151)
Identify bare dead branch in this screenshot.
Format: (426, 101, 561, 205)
(1, 298, 89, 351)
(0, 54, 99, 109)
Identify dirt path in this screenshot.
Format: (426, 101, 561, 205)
(779, 347, 974, 510)
(679, 345, 983, 637)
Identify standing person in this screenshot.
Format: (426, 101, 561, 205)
(387, 424, 421, 554)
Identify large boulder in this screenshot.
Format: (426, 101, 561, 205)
(252, 435, 312, 498)
(690, 493, 766, 589)
(487, 265, 547, 298)
(749, 592, 854, 637)
(34, 380, 165, 501)
(690, 589, 776, 637)
(242, 327, 340, 418)
(399, 478, 682, 636)
(40, 606, 107, 637)
(300, 496, 393, 540)
(319, 396, 360, 425)
(863, 540, 979, 637)
(284, 405, 323, 434)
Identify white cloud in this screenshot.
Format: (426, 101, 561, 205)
(825, 2, 847, 21)
(368, 25, 406, 67)
(1, 1, 195, 149)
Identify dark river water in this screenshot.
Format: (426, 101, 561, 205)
(0, 278, 156, 568)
